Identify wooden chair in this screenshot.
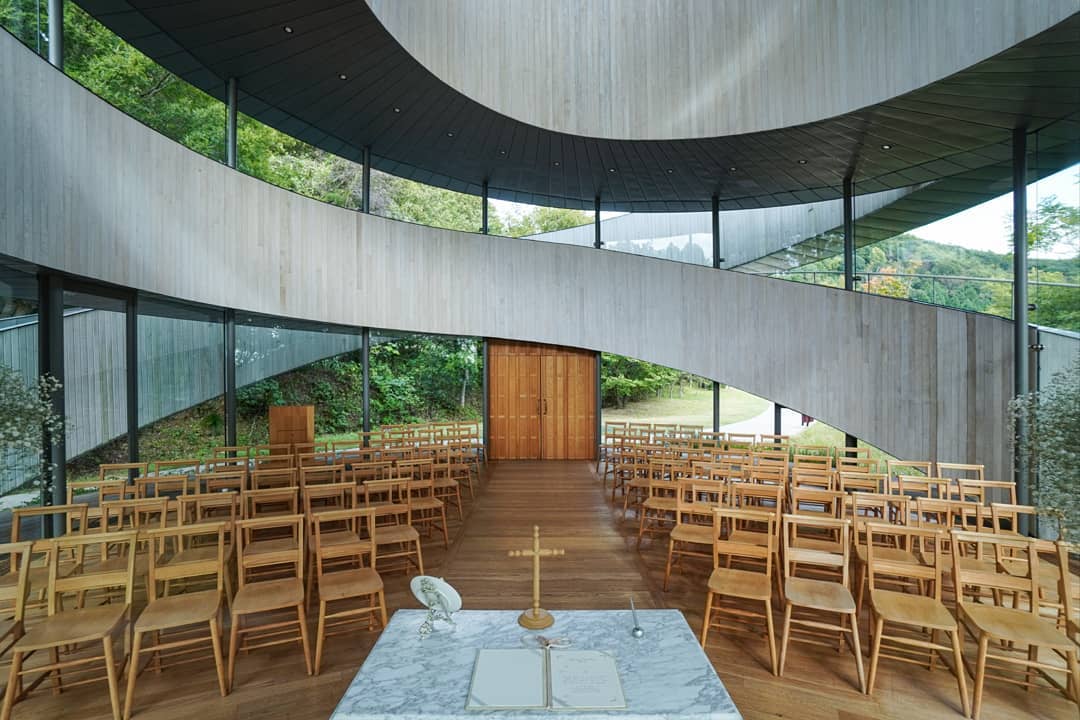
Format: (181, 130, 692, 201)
(664, 480, 725, 590)
(637, 471, 680, 548)
(0, 543, 33, 661)
(778, 514, 865, 693)
(361, 480, 423, 575)
(303, 483, 359, 600)
(885, 459, 934, 481)
(864, 524, 969, 716)
(407, 478, 449, 549)
(250, 444, 294, 470)
(756, 434, 789, 451)
(951, 530, 1080, 720)
(838, 472, 883, 495)
(299, 464, 346, 492)
(242, 487, 299, 520)
(123, 522, 229, 719)
(311, 508, 386, 674)
(895, 475, 950, 500)
(429, 448, 464, 520)
(850, 493, 911, 615)
(67, 479, 138, 529)
(199, 470, 246, 494)
(701, 508, 778, 675)
(229, 515, 312, 687)
(955, 479, 1017, 508)
(936, 462, 984, 485)
(143, 459, 201, 496)
(1, 532, 138, 720)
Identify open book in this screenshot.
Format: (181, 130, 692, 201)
(466, 648, 626, 711)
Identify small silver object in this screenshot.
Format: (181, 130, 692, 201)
(629, 596, 645, 639)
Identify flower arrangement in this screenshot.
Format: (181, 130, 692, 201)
(1009, 355, 1080, 540)
(0, 365, 64, 495)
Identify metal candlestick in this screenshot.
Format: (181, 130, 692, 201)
(629, 596, 644, 638)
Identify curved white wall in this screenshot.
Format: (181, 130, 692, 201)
(0, 32, 1014, 479)
(369, 0, 1076, 141)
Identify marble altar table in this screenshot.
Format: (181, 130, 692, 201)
(329, 609, 742, 720)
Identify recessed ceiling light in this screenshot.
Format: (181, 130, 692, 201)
(797, 159, 807, 165)
(499, 150, 507, 156)
(446, 131, 455, 138)
(728, 166, 737, 173)
(608, 168, 617, 173)
(393, 107, 401, 113)
(881, 144, 892, 150)
(552, 161, 560, 167)
(283, 25, 293, 33)
(665, 169, 674, 174)
(338, 73, 347, 80)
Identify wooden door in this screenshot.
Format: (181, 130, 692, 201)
(489, 346, 541, 459)
(489, 340, 596, 461)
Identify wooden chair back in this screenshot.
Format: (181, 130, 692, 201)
(839, 472, 884, 494)
(713, 507, 776, 571)
(251, 445, 295, 470)
(834, 445, 870, 459)
(731, 482, 784, 515)
(956, 480, 1017, 507)
(101, 497, 169, 532)
(885, 459, 934, 483)
(0, 542, 34, 625)
(311, 508, 377, 579)
(756, 434, 790, 451)
(99, 462, 148, 484)
(11, 504, 89, 541)
(895, 475, 950, 500)
(936, 462, 984, 484)
(235, 515, 305, 587)
(148, 458, 202, 476)
(242, 487, 299, 519)
(835, 455, 876, 475)
(136, 473, 189, 498)
(951, 530, 1038, 612)
(782, 514, 851, 586)
(251, 467, 298, 490)
(48, 532, 138, 613)
(179, 491, 240, 530)
(146, 521, 226, 599)
(792, 450, 832, 471)
(199, 470, 246, 493)
(348, 461, 394, 484)
(299, 464, 346, 492)
(791, 467, 834, 492)
(864, 524, 944, 597)
(790, 488, 845, 519)
(304, 482, 357, 520)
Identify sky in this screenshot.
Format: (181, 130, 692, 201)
(490, 165, 1079, 259)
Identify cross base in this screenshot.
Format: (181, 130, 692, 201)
(517, 607, 554, 630)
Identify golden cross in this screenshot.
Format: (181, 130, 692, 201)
(508, 525, 565, 629)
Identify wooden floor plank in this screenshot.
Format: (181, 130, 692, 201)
(10, 460, 1077, 719)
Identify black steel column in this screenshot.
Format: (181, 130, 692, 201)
(361, 146, 371, 213)
(711, 194, 720, 269)
(223, 309, 237, 446)
(844, 433, 857, 450)
(38, 274, 64, 535)
(47, 0, 63, 68)
(481, 180, 489, 234)
(126, 295, 138, 463)
(482, 340, 490, 454)
(1012, 127, 1031, 533)
(712, 381, 720, 432)
(773, 404, 782, 436)
(225, 78, 238, 169)
(362, 328, 371, 441)
(593, 196, 602, 249)
(843, 174, 855, 291)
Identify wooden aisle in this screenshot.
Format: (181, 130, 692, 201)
(12, 461, 1076, 719)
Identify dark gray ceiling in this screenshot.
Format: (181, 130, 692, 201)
(76, 1, 1080, 212)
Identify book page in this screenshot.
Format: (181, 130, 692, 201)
(466, 649, 546, 710)
(548, 650, 626, 710)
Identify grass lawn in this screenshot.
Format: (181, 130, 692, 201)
(603, 385, 767, 427)
(792, 421, 911, 472)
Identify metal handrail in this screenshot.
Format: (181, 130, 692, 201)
(761, 269, 1079, 289)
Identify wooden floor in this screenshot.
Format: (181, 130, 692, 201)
(14, 461, 1078, 719)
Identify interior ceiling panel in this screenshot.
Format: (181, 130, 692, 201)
(75, 1, 1080, 212)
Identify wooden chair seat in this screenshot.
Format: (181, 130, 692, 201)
(642, 496, 677, 512)
(377, 525, 420, 544)
(231, 577, 305, 616)
(728, 529, 769, 547)
(670, 524, 714, 545)
(868, 589, 956, 630)
(13, 604, 127, 651)
(242, 537, 299, 559)
(411, 497, 444, 512)
(308, 530, 366, 551)
(708, 567, 771, 600)
(784, 577, 856, 613)
(318, 568, 383, 601)
(132, 589, 220, 633)
(961, 603, 1075, 650)
(854, 545, 917, 566)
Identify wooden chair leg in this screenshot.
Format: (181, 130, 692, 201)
(700, 591, 714, 647)
(209, 617, 228, 697)
(49, 646, 63, 694)
(973, 633, 990, 720)
(663, 540, 675, 591)
(1066, 649, 1080, 704)
(297, 604, 313, 676)
(763, 599, 778, 676)
(227, 615, 240, 689)
(415, 540, 425, 575)
(950, 628, 971, 718)
(440, 509, 449, 548)
(103, 634, 122, 720)
(848, 612, 866, 694)
(779, 602, 793, 676)
(122, 631, 143, 720)
(867, 616, 883, 694)
(314, 601, 327, 676)
(1, 651, 22, 720)
(378, 590, 389, 627)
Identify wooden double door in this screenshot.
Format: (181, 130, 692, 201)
(488, 340, 596, 460)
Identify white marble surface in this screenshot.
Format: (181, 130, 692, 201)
(329, 609, 742, 720)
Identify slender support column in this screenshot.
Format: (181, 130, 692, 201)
(126, 295, 138, 464)
(844, 433, 857, 450)
(361, 146, 371, 213)
(226, 78, 238, 169)
(712, 381, 720, 433)
(47, 0, 63, 68)
(482, 340, 490, 454)
(593, 196, 602, 249)
(362, 328, 371, 441)
(595, 351, 602, 459)
(711, 195, 720, 269)
(1012, 127, 1031, 534)
(843, 174, 855, 291)
(224, 309, 237, 447)
(38, 274, 64, 535)
(773, 404, 783, 436)
(481, 180, 489, 234)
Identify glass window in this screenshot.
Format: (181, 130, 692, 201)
(0, 260, 40, 501)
